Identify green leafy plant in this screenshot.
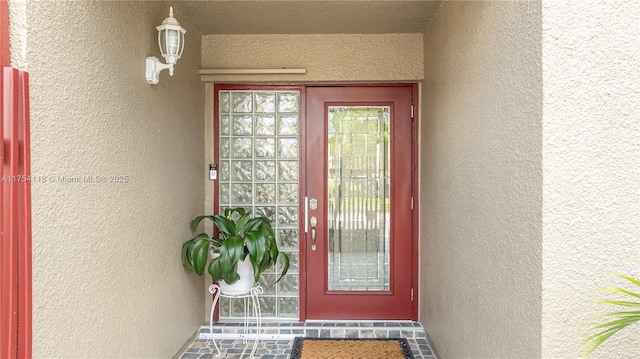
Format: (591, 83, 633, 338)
(580, 260, 640, 357)
(181, 208, 290, 285)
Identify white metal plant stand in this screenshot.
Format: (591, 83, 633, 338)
(208, 283, 264, 358)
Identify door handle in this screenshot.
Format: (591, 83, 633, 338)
(310, 216, 318, 251)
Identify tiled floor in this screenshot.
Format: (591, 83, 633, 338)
(180, 337, 436, 359)
(178, 321, 437, 358)
(180, 339, 291, 359)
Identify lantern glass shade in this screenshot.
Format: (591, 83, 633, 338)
(157, 24, 185, 64)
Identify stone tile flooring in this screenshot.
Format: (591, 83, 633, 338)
(178, 321, 437, 358)
(180, 337, 436, 359)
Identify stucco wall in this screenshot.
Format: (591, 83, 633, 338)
(541, 1, 640, 358)
(420, 1, 542, 357)
(200, 33, 423, 82)
(11, 1, 206, 357)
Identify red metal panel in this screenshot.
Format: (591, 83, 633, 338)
(1, 67, 32, 358)
(0, 63, 8, 359)
(2, 67, 19, 359)
(17, 70, 31, 359)
(0, 2, 31, 356)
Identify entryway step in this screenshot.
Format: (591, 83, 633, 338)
(199, 321, 425, 341)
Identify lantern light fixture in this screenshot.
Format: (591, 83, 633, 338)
(145, 7, 186, 85)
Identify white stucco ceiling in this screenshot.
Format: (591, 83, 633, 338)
(171, 0, 443, 35)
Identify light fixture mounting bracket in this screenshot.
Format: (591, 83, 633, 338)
(146, 56, 173, 85)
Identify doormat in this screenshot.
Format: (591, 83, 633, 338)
(290, 337, 414, 359)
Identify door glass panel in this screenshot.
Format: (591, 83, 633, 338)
(218, 90, 300, 318)
(327, 106, 390, 291)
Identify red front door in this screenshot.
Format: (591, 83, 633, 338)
(304, 86, 416, 320)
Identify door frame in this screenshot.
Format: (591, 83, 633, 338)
(212, 83, 419, 321)
(1, 0, 33, 357)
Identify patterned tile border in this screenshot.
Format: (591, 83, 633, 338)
(198, 321, 426, 340)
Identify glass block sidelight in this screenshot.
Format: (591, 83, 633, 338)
(218, 90, 300, 319)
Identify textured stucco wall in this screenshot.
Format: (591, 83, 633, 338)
(420, 1, 542, 357)
(8, 0, 26, 69)
(200, 33, 423, 82)
(11, 1, 206, 357)
(541, 1, 640, 358)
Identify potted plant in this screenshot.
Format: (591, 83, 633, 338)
(181, 207, 290, 294)
(579, 259, 640, 357)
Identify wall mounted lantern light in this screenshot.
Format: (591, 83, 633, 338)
(145, 7, 186, 85)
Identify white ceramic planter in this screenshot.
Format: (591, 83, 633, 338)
(211, 251, 256, 295)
